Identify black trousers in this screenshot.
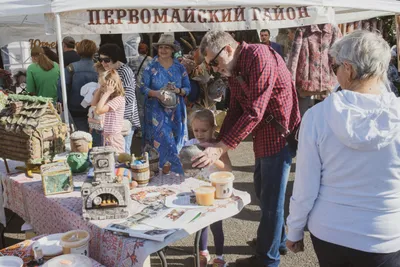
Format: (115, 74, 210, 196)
(311, 234, 400, 267)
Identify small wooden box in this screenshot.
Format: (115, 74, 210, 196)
(40, 161, 73, 196)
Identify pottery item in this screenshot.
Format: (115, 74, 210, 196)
(210, 171, 235, 199)
(144, 145, 160, 175)
(158, 84, 178, 109)
(179, 145, 205, 171)
(207, 78, 227, 102)
(67, 153, 89, 173)
(70, 131, 93, 153)
(131, 152, 150, 187)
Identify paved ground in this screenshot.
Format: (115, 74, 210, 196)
(2, 138, 319, 267)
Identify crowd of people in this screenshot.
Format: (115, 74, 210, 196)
(10, 27, 400, 267)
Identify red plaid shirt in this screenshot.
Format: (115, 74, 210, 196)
(219, 42, 300, 158)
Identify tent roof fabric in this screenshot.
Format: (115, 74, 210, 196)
(49, 0, 400, 14)
(0, 0, 397, 46)
(0, 0, 51, 17)
(0, 0, 399, 17)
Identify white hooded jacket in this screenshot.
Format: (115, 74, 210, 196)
(287, 89, 400, 253)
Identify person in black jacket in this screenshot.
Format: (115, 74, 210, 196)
(62, 36, 80, 67)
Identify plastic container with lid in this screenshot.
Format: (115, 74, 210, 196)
(209, 171, 235, 199)
(194, 186, 215, 206)
(60, 230, 90, 256)
(43, 254, 92, 267)
(0, 256, 23, 267)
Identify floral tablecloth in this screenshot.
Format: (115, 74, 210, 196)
(0, 235, 104, 266)
(0, 160, 251, 267)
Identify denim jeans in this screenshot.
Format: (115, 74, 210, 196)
(90, 129, 103, 148)
(124, 127, 136, 154)
(73, 116, 89, 133)
(254, 145, 292, 267)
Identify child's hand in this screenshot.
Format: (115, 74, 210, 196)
(105, 80, 116, 94)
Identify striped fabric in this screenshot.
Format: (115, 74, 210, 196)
(104, 96, 125, 135)
(117, 64, 141, 129)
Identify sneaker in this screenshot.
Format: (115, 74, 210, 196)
(247, 237, 257, 248)
(236, 255, 265, 267)
(200, 251, 211, 267)
(212, 258, 228, 267)
(279, 247, 288, 256)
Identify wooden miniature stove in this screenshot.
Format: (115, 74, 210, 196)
(81, 146, 132, 220)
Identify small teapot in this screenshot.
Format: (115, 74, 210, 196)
(158, 82, 178, 109)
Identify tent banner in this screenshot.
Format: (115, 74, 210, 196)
(45, 5, 335, 34)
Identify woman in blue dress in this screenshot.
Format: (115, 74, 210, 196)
(140, 34, 191, 174)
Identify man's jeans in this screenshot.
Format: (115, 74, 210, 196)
(254, 145, 292, 267)
(73, 116, 89, 133)
(124, 127, 136, 154)
(90, 129, 103, 147)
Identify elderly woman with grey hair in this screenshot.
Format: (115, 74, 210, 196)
(286, 30, 400, 267)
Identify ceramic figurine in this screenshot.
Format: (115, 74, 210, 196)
(67, 153, 89, 173)
(131, 152, 150, 187)
(81, 146, 132, 220)
(70, 131, 93, 153)
(0, 94, 67, 177)
(40, 161, 73, 196)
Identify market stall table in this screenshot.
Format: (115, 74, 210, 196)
(1, 160, 251, 267)
(0, 235, 105, 266)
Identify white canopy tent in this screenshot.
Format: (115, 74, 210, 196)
(0, 0, 50, 17)
(0, 1, 399, 42)
(0, 0, 399, 128)
(48, 0, 400, 14)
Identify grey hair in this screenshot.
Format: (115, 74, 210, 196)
(329, 30, 391, 82)
(199, 31, 238, 57)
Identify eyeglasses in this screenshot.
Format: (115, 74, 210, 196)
(98, 57, 112, 63)
(332, 63, 342, 75)
(207, 46, 227, 67)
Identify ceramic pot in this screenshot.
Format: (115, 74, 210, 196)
(179, 145, 204, 172)
(158, 89, 178, 109)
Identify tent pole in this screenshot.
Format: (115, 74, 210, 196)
(149, 33, 154, 57)
(55, 13, 70, 129)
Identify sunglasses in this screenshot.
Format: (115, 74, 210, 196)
(332, 63, 342, 75)
(98, 57, 112, 63)
(207, 46, 227, 67)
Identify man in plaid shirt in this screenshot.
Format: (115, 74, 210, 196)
(194, 31, 300, 267)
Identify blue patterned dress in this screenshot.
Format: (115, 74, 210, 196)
(140, 57, 191, 174)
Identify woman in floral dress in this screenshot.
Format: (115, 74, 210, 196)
(140, 34, 191, 174)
